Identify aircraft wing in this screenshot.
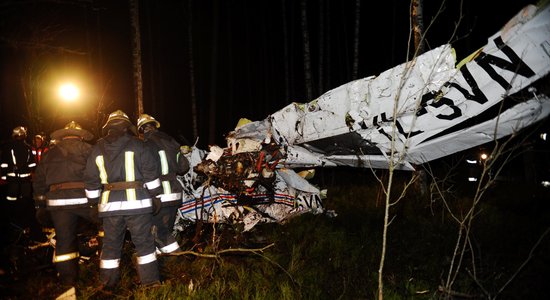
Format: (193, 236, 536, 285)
(230, 3, 550, 171)
(175, 4, 550, 231)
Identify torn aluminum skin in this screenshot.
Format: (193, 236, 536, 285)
(233, 3, 550, 171)
(174, 4, 550, 231)
(175, 146, 328, 232)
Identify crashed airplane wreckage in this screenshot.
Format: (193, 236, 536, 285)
(175, 4, 550, 231)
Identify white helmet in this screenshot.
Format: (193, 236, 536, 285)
(102, 110, 136, 136)
(137, 113, 161, 133)
(12, 126, 28, 139)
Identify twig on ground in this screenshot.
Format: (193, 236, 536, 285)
(166, 243, 275, 258)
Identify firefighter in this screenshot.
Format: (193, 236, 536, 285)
(84, 110, 163, 289)
(31, 133, 49, 164)
(0, 126, 44, 242)
(32, 121, 100, 287)
(137, 114, 189, 257)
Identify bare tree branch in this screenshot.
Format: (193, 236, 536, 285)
(0, 37, 86, 55)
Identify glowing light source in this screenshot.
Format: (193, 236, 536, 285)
(480, 153, 488, 160)
(58, 83, 80, 102)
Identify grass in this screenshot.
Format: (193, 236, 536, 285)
(1, 168, 549, 299)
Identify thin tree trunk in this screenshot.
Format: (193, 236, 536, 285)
(84, 5, 93, 86)
(225, 2, 234, 127)
(389, 0, 397, 69)
(300, 0, 313, 100)
(208, 1, 219, 145)
(95, 6, 105, 135)
(337, 3, 349, 84)
(281, 0, 290, 103)
(187, 0, 199, 142)
(20, 74, 32, 129)
(352, 0, 360, 80)
(411, 0, 427, 197)
(411, 0, 425, 56)
(83, 4, 95, 126)
(129, 0, 144, 116)
(318, 0, 324, 94)
(261, 4, 269, 113)
(324, 0, 331, 90)
(378, 168, 394, 300)
(144, 0, 158, 112)
(244, 7, 253, 108)
(19, 40, 44, 133)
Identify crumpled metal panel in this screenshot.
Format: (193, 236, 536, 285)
(175, 146, 327, 232)
(233, 4, 550, 170)
(174, 4, 550, 231)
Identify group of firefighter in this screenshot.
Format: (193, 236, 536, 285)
(0, 110, 190, 290)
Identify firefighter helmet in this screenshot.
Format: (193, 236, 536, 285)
(12, 126, 28, 139)
(34, 134, 45, 142)
(137, 114, 161, 133)
(51, 121, 94, 141)
(33, 133, 46, 147)
(102, 110, 137, 136)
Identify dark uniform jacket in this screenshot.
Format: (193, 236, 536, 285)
(0, 139, 36, 200)
(84, 132, 162, 217)
(1, 139, 36, 180)
(143, 130, 190, 207)
(33, 138, 92, 209)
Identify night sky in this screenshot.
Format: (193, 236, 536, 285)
(0, 0, 537, 148)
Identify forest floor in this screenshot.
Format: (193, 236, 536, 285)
(0, 167, 549, 299)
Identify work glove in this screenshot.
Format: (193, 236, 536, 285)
(152, 196, 162, 216)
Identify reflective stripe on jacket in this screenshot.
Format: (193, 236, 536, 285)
(32, 138, 93, 209)
(0, 140, 36, 180)
(84, 132, 162, 217)
(143, 130, 189, 206)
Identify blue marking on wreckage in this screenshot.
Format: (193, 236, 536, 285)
(179, 193, 236, 214)
(179, 192, 297, 215)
